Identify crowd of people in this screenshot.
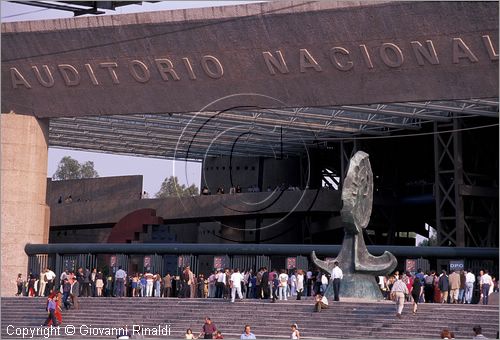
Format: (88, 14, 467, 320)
(15, 263, 498, 339)
(17, 265, 498, 306)
(386, 268, 498, 319)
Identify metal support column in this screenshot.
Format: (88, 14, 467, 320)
(434, 116, 465, 246)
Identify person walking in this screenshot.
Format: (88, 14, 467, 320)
(390, 275, 409, 318)
(43, 293, 59, 327)
(411, 276, 423, 315)
(465, 269, 475, 304)
(331, 261, 343, 301)
(480, 269, 493, 305)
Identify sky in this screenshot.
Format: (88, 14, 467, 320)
(2, 0, 260, 195)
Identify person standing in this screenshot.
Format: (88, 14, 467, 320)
(390, 275, 409, 318)
(260, 268, 270, 300)
(208, 271, 216, 298)
(190, 268, 197, 299)
(465, 269, 475, 304)
(278, 269, 289, 301)
(163, 273, 172, 297)
(39, 269, 47, 297)
(115, 266, 127, 297)
(480, 269, 493, 305)
(95, 270, 104, 297)
(438, 270, 449, 303)
(458, 270, 466, 303)
(230, 268, 244, 303)
(215, 269, 225, 299)
(70, 276, 80, 310)
(296, 270, 304, 301)
(90, 268, 97, 297)
(16, 273, 23, 296)
(290, 271, 297, 297)
(448, 270, 460, 303)
(331, 261, 343, 302)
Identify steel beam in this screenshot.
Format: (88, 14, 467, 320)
(24, 243, 498, 258)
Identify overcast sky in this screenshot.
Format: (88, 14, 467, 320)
(1, 1, 260, 195)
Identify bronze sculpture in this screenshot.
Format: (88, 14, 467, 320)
(312, 151, 397, 299)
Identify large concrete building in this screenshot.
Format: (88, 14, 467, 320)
(1, 1, 498, 295)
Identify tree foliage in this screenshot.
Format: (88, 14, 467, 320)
(155, 176, 199, 198)
(52, 156, 99, 180)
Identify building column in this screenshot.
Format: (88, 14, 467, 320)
(1, 113, 50, 296)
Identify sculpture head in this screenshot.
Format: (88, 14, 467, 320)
(341, 151, 374, 233)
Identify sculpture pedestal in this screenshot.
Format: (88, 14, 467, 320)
(324, 273, 383, 300)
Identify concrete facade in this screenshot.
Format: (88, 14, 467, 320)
(47, 175, 143, 205)
(1, 114, 49, 296)
(2, 1, 498, 118)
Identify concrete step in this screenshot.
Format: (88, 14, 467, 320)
(2, 297, 498, 339)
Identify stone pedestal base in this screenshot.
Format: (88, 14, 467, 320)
(325, 273, 383, 300)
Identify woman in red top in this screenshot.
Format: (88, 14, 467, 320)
(404, 272, 413, 302)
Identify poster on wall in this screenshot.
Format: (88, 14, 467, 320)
(178, 256, 184, 268)
(144, 256, 151, 271)
(405, 259, 417, 274)
(213, 256, 226, 270)
(63, 258, 76, 272)
(286, 257, 297, 270)
(110, 255, 117, 273)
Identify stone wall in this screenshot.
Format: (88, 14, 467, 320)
(1, 114, 49, 296)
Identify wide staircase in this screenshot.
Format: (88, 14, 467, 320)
(2, 297, 498, 339)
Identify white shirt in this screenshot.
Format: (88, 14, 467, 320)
(217, 272, 226, 284)
(297, 274, 304, 290)
(332, 266, 343, 280)
(321, 274, 328, 285)
(466, 272, 476, 283)
(230, 272, 244, 288)
(279, 273, 289, 287)
(306, 271, 312, 279)
(45, 270, 56, 281)
(480, 273, 493, 285)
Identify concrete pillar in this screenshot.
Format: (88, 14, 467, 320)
(1, 113, 50, 296)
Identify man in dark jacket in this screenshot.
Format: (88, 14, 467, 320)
(438, 270, 449, 303)
(261, 267, 270, 299)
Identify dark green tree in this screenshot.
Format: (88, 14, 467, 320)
(52, 156, 99, 180)
(155, 176, 199, 198)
